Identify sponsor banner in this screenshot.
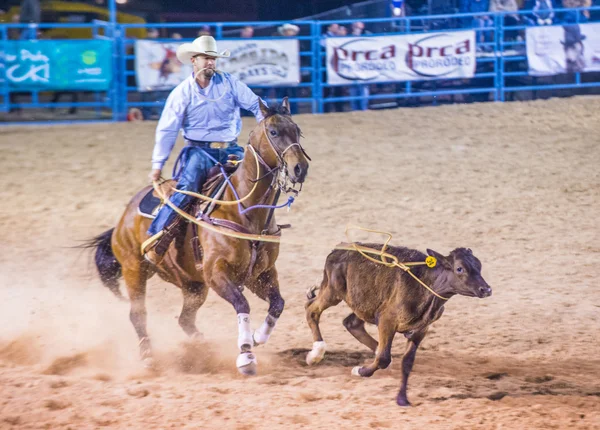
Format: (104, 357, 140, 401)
(135, 39, 300, 92)
(326, 31, 475, 84)
(526, 23, 600, 76)
(0, 40, 112, 90)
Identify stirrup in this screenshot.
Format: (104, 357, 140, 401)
(141, 230, 164, 255)
(144, 247, 164, 266)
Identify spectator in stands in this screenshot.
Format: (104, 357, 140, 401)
(523, 0, 554, 25)
(198, 25, 212, 36)
(276, 23, 301, 114)
(490, 0, 521, 40)
(324, 23, 340, 37)
(147, 28, 159, 39)
(322, 23, 350, 112)
(462, 0, 494, 50)
(8, 13, 21, 39)
(19, 0, 40, 39)
(171, 32, 183, 39)
(278, 23, 300, 37)
(240, 26, 254, 38)
(351, 21, 370, 36)
(337, 26, 348, 36)
(562, 0, 592, 23)
(141, 28, 167, 120)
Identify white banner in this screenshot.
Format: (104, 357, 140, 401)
(326, 31, 476, 84)
(135, 39, 300, 92)
(527, 23, 600, 76)
(219, 39, 300, 86)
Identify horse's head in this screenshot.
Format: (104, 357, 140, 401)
(250, 97, 310, 185)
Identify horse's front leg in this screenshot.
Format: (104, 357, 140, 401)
(206, 258, 257, 375)
(248, 268, 284, 347)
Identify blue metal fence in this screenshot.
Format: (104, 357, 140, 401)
(1, 7, 599, 123)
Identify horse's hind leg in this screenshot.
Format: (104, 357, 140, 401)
(249, 268, 284, 347)
(179, 282, 209, 339)
(122, 264, 153, 365)
(305, 268, 342, 365)
(343, 313, 378, 353)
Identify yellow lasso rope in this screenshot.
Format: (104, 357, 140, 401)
(140, 179, 281, 254)
(171, 144, 262, 206)
(338, 225, 448, 301)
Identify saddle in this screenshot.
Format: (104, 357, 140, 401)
(138, 164, 235, 220)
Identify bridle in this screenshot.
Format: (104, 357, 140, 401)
(250, 115, 311, 195)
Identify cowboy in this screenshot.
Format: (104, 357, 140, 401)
(144, 35, 266, 265)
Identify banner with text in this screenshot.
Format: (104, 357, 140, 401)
(526, 23, 600, 76)
(0, 40, 113, 90)
(135, 39, 300, 92)
(325, 31, 476, 84)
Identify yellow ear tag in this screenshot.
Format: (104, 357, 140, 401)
(425, 256, 437, 268)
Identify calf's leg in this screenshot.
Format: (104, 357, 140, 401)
(352, 316, 395, 377)
(397, 329, 428, 407)
(343, 313, 377, 353)
(305, 275, 341, 365)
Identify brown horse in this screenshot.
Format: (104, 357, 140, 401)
(86, 98, 310, 375)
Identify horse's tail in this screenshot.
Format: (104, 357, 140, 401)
(80, 228, 124, 300)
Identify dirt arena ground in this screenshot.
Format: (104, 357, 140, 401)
(1, 97, 599, 429)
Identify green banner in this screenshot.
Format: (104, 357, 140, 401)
(0, 39, 113, 90)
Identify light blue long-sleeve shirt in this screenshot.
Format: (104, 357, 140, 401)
(152, 72, 264, 170)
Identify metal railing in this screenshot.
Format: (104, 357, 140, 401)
(0, 7, 598, 123)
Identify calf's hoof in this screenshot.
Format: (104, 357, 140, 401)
(306, 341, 327, 365)
(396, 396, 412, 407)
(236, 352, 257, 376)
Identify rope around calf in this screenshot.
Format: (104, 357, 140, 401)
(338, 225, 448, 301)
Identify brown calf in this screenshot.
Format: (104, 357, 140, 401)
(305, 243, 491, 406)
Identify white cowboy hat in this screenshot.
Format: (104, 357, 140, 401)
(176, 35, 230, 65)
(277, 23, 300, 35)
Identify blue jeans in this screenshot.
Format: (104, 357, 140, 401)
(147, 143, 244, 236)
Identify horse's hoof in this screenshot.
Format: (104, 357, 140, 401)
(236, 352, 257, 376)
(142, 357, 156, 370)
(190, 332, 204, 342)
(253, 330, 269, 347)
(306, 341, 326, 365)
(351, 366, 363, 377)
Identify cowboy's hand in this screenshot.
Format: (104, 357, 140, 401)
(149, 169, 162, 183)
(224, 155, 240, 174)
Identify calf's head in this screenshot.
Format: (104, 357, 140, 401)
(426, 248, 492, 298)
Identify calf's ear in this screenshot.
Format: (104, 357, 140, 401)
(426, 249, 452, 270)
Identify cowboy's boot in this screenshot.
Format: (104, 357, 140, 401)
(144, 216, 186, 266)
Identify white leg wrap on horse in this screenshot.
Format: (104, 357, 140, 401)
(306, 341, 327, 365)
(237, 313, 253, 350)
(253, 315, 278, 346)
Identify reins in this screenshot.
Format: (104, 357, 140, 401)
(143, 115, 307, 249)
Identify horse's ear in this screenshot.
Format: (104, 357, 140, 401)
(259, 98, 269, 118)
(281, 96, 291, 115)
